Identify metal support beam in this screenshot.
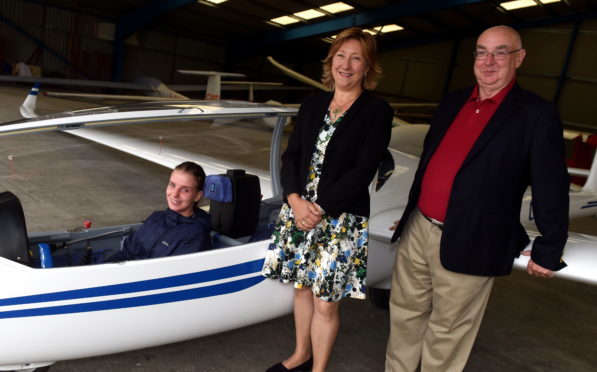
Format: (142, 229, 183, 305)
(554, 20, 581, 104)
(229, 0, 486, 59)
(381, 10, 597, 54)
(112, 0, 195, 82)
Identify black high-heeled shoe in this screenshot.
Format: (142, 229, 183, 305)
(265, 357, 313, 372)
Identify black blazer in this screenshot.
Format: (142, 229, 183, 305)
(392, 83, 569, 276)
(281, 90, 393, 218)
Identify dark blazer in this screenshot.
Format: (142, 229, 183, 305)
(281, 90, 393, 218)
(391, 83, 569, 276)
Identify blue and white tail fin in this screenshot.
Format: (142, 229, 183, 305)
(19, 83, 40, 118)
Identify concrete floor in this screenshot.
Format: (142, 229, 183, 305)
(0, 86, 595, 371)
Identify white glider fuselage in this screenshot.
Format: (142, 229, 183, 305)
(1, 97, 596, 370)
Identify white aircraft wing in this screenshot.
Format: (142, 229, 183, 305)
(0, 75, 152, 91)
(515, 231, 597, 285)
(0, 99, 595, 371)
(266, 56, 438, 111)
(67, 127, 275, 199)
(266, 56, 329, 91)
(1, 100, 296, 137)
(44, 91, 182, 102)
(6, 98, 597, 288)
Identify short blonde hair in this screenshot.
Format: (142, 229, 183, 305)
(321, 27, 382, 90)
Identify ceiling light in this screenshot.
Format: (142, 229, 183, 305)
(363, 29, 377, 35)
(270, 16, 300, 25)
(204, 0, 227, 4)
(540, 0, 561, 3)
(374, 24, 404, 33)
(320, 2, 354, 13)
(294, 9, 326, 20)
(500, 0, 538, 10)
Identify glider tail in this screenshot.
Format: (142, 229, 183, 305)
(19, 83, 40, 118)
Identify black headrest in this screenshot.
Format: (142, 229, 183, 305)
(209, 170, 261, 238)
(0, 191, 31, 265)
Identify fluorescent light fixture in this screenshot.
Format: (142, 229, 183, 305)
(270, 15, 300, 25)
(374, 24, 404, 33)
(500, 0, 538, 10)
(294, 9, 326, 20)
(204, 0, 227, 4)
(540, 0, 561, 3)
(363, 29, 377, 35)
(320, 2, 354, 13)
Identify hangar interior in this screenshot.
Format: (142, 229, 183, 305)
(0, 1, 596, 372)
(0, 0, 596, 130)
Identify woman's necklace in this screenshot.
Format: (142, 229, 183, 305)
(330, 93, 360, 121)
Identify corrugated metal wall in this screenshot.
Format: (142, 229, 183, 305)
(0, 2, 595, 128)
(377, 41, 454, 103)
(0, 0, 44, 67)
(43, 6, 71, 76)
(560, 20, 597, 128)
(0, 1, 225, 84)
(374, 21, 597, 129)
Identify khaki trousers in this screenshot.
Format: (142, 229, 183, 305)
(385, 209, 494, 372)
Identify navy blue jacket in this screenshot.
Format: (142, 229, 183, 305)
(108, 208, 211, 261)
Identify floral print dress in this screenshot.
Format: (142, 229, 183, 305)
(262, 111, 369, 302)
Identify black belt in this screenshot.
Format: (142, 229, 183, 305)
(422, 213, 444, 230)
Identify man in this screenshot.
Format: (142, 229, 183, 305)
(385, 25, 569, 372)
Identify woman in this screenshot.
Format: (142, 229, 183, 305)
(262, 27, 393, 372)
(107, 161, 211, 261)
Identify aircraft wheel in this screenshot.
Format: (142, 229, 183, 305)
(368, 287, 390, 309)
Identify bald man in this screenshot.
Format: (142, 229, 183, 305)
(385, 26, 569, 371)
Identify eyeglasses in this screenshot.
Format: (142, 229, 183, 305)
(474, 48, 522, 60)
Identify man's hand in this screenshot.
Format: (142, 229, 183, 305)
(521, 251, 554, 278)
(389, 220, 400, 231)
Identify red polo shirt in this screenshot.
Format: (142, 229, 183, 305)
(418, 80, 515, 222)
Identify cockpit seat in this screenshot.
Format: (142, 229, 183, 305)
(0, 191, 31, 265)
(205, 169, 261, 239)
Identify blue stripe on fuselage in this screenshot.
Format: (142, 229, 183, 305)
(0, 259, 264, 306)
(0, 275, 265, 319)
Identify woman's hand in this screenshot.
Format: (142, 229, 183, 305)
(288, 193, 322, 231)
